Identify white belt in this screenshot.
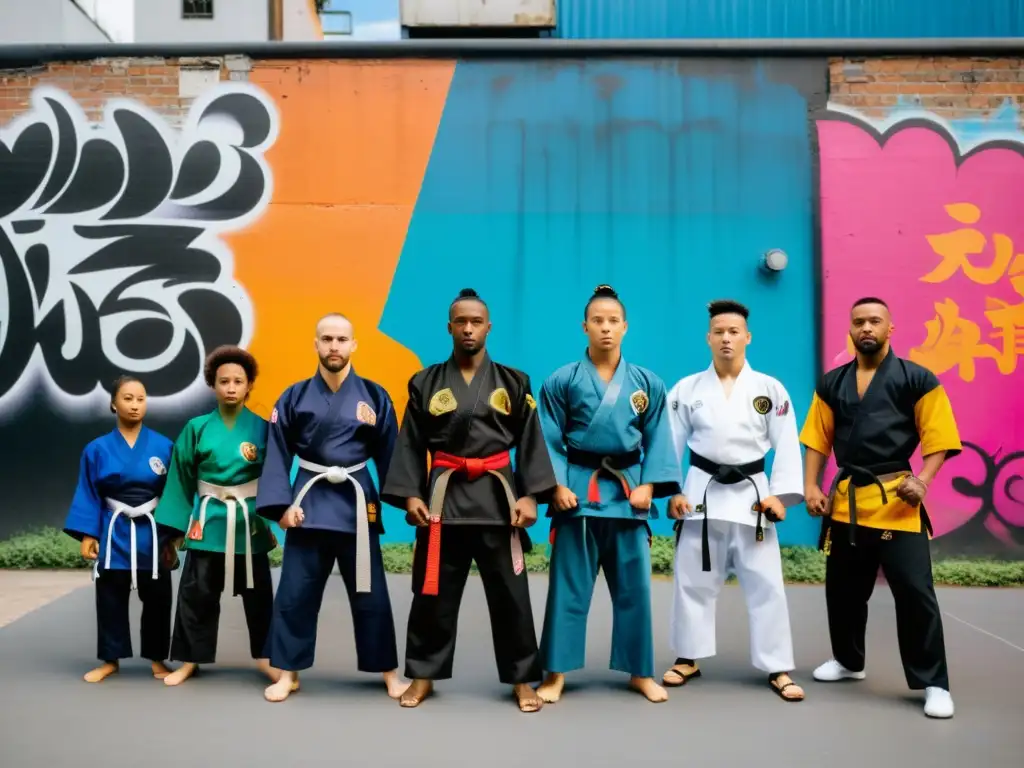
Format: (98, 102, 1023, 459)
(193, 479, 259, 594)
(293, 458, 371, 593)
(98, 497, 160, 590)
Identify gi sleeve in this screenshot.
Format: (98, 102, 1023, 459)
(765, 382, 804, 508)
(512, 373, 558, 504)
(380, 375, 430, 508)
(373, 388, 400, 490)
(913, 372, 963, 460)
(255, 395, 296, 523)
(62, 446, 103, 542)
(799, 387, 835, 458)
(537, 371, 570, 488)
(154, 420, 199, 535)
(639, 375, 684, 499)
(666, 380, 692, 468)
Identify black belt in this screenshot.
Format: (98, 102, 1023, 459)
(565, 446, 641, 470)
(817, 460, 931, 551)
(673, 451, 767, 572)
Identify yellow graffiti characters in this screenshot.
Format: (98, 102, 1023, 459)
(908, 203, 1024, 382)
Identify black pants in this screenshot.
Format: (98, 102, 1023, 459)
(267, 527, 399, 673)
(170, 550, 274, 664)
(95, 568, 172, 663)
(826, 521, 950, 691)
(405, 524, 541, 685)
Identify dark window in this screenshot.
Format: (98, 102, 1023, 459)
(183, 0, 213, 19)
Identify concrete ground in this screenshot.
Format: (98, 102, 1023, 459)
(1, 569, 1022, 767)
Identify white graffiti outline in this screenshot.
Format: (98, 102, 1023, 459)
(0, 82, 280, 421)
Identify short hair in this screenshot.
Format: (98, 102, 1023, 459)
(449, 288, 488, 319)
(707, 299, 750, 321)
(203, 345, 258, 387)
(316, 312, 353, 335)
(851, 296, 889, 310)
(109, 375, 144, 414)
(584, 284, 626, 321)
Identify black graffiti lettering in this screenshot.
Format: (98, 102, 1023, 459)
(0, 84, 278, 410)
(950, 441, 1024, 547)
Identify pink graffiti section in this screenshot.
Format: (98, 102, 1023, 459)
(817, 115, 1024, 541)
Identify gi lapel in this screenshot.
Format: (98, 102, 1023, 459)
(305, 369, 354, 450)
(446, 353, 491, 454)
(578, 351, 626, 445)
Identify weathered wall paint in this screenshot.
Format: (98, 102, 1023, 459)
(1, 53, 1021, 559)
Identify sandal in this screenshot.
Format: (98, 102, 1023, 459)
(769, 672, 805, 702)
(662, 659, 702, 687)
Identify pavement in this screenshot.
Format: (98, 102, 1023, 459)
(1, 568, 1022, 767)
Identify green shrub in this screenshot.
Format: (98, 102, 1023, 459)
(2, 527, 1022, 587)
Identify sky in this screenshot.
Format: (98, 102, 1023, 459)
(321, 0, 402, 40)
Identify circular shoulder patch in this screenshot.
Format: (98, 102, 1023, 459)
(752, 396, 773, 415)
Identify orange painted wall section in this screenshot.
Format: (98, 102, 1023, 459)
(227, 60, 456, 419)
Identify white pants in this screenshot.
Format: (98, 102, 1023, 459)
(670, 518, 795, 673)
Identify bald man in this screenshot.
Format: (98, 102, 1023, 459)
(256, 313, 409, 703)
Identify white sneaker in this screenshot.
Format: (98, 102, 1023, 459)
(924, 687, 954, 718)
(812, 659, 866, 682)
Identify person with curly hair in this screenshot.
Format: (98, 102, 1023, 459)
(63, 375, 176, 684)
(155, 345, 283, 688)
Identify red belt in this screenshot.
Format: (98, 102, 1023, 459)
(422, 450, 512, 596)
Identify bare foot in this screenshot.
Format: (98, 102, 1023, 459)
(163, 662, 197, 686)
(537, 672, 565, 703)
(769, 673, 805, 702)
(264, 671, 301, 702)
(383, 669, 411, 699)
(84, 661, 118, 683)
(151, 661, 172, 680)
(629, 676, 669, 703)
(514, 683, 543, 713)
(399, 678, 433, 708)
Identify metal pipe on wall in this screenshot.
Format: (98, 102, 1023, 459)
(268, 0, 284, 41)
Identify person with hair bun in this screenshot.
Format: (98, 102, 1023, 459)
(535, 284, 683, 705)
(63, 375, 175, 683)
(382, 288, 558, 713)
(155, 344, 282, 688)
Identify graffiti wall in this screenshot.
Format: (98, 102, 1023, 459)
(817, 103, 1024, 558)
(2, 53, 1020, 556)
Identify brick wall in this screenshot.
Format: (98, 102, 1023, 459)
(829, 56, 1024, 118)
(0, 55, 253, 126)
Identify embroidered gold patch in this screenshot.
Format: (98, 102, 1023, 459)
(525, 393, 537, 410)
(367, 503, 378, 523)
(752, 395, 773, 415)
(356, 401, 377, 426)
(630, 389, 649, 415)
(428, 388, 457, 416)
(881, 530, 893, 541)
(239, 442, 259, 462)
(489, 387, 512, 415)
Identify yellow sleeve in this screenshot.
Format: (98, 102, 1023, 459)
(799, 392, 834, 456)
(914, 384, 962, 459)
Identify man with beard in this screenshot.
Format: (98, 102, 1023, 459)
(381, 288, 557, 713)
(256, 313, 409, 703)
(800, 297, 961, 719)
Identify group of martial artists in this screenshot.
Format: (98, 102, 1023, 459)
(63, 284, 962, 719)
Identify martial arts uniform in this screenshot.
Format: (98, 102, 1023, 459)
(381, 353, 557, 685)
(64, 427, 174, 664)
(799, 348, 961, 713)
(537, 354, 681, 679)
(255, 369, 400, 675)
(666, 361, 804, 676)
(155, 407, 276, 665)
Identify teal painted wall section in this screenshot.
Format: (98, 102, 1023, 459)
(554, 0, 1024, 38)
(380, 58, 826, 547)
